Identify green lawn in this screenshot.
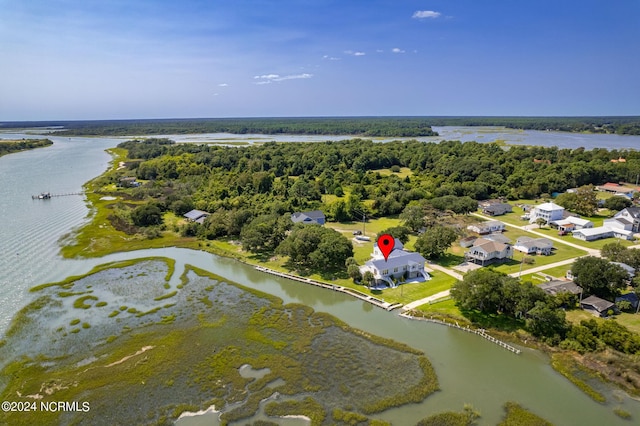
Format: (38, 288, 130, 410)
(354, 272, 456, 306)
(417, 298, 462, 317)
(371, 167, 413, 179)
(526, 263, 572, 280)
(566, 310, 640, 335)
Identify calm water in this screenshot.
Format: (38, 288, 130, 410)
(1, 130, 640, 425)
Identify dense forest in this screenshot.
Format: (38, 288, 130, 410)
(2, 116, 639, 136)
(0, 138, 52, 157)
(101, 137, 640, 252)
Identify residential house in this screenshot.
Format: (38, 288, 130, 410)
(596, 182, 636, 197)
(483, 233, 511, 244)
(465, 238, 513, 266)
(291, 210, 326, 225)
(513, 237, 554, 255)
(480, 201, 513, 216)
(572, 227, 614, 241)
(611, 207, 640, 233)
(119, 176, 141, 188)
(359, 238, 430, 287)
(183, 209, 210, 224)
(539, 280, 583, 297)
(580, 295, 616, 317)
(612, 262, 636, 279)
(529, 202, 565, 225)
(551, 216, 594, 230)
(467, 220, 505, 235)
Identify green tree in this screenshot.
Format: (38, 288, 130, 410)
(400, 205, 425, 232)
(347, 265, 362, 282)
(131, 203, 163, 227)
(450, 269, 508, 314)
(276, 225, 353, 270)
(535, 217, 547, 228)
(526, 300, 568, 341)
(241, 214, 290, 252)
(571, 256, 628, 299)
(603, 196, 632, 211)
(377, 226, 411, 244)
(363, 271, 374, 288)
(414, 225, 458, 259)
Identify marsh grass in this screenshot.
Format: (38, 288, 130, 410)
(498, 402, 552, 426)
(0, 260, 439, 425)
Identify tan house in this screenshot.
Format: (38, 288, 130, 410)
(465, 238, 513, 266)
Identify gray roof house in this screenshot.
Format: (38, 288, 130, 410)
(467, 221, 505, 235)
(291, 210, 326, 225)
(580, 295, 616, 317)
(513, 236, 554, 255)
(184, 209, 210, 224)
(612, 207, 640, 233)
(539, 280, 583, 296)
(359, 239, 430, 287)
(480, 201, 513, 216)
(615, 293, 639, 310)
(465, 238, 513, 266)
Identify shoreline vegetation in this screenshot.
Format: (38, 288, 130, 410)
(0, 138, 53, 157)
(2, 115, 640, 136)
(0, 258, 439, 425)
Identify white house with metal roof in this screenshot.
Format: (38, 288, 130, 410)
(529, 202, 565, 224)
(513, 236, 554, 255)
(359, 239, 430, 287)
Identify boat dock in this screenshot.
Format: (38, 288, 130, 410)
(399, 312, 522, 355)
(31, 192, 83, 199)
(253, 266, 403, 311)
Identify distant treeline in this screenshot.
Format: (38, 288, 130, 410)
(1, 117, 438, 137)
(423, 116, 640, 135)
(0, 138, 52, 157)
(3, 116, 639, 137)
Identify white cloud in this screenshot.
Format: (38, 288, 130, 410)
(322, 55, 340, 61)
(376, 49, 384, 53)
(344, 50, 366, 56)
(412, 10, 441, 19)
(253, 73, 313, 84)
(218, 83, 229, 87)
(392, 48, 405, 53)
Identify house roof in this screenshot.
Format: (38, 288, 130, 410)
(471, 239, 509, 253)
(374, 238, 404, 252)
(611, 217, 633, 225)
(612, 262, 636, 276)
(539, 280, 582, 295)
(291, 210, 325, 223)
(572, 227, 613, 237)
(515, 237, 553, 249)
(621, 207, 640, 219)
(184, 209, 210, 221)
(567, 217, 592, 227)
(581, 295, 615, 312)
(365, 250, 425, 272)
(483, 233, 511, 244)
(535, 202, 564, 211)
(616, 293, 639, 304)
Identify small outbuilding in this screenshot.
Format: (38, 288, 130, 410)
(184, 209, 210, 224)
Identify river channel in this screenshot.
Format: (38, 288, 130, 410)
(1, 129, 640, 425)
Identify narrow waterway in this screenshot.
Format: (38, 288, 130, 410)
(1, 130, 639, 425)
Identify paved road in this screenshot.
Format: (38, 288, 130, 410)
(470, 212, 601, 257)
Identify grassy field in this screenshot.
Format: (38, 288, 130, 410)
(566, 309, 640, 335)
(371, 167, 413, 179)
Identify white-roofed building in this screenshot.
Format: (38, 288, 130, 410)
(513, 237, 554, 255)
(359, 238, 430, 287)
(572, 227, 614, 241)
(467, 220, 505, 235)
(529, 202, 565, 224)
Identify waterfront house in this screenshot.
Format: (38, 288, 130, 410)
(539, 280, 583, 297)
(529, 202, 565, 225)
(467, 220, 505, 235)
(513, 237, 554, 255)
(291, 210, 326, 225)
(465, 238, 513, 266)
(184, 209, 210, 224)
(580, 295, 616, 317)
(359, 239, 429, 287)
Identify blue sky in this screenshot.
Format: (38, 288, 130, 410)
(1, 0, 638, 120)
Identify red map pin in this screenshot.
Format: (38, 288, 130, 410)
(377, 234, 395, 261)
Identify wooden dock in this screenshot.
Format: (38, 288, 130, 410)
(254, 266, 403, 311)
(399, 312, 522, 355)
(31, 192, 83, 199)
